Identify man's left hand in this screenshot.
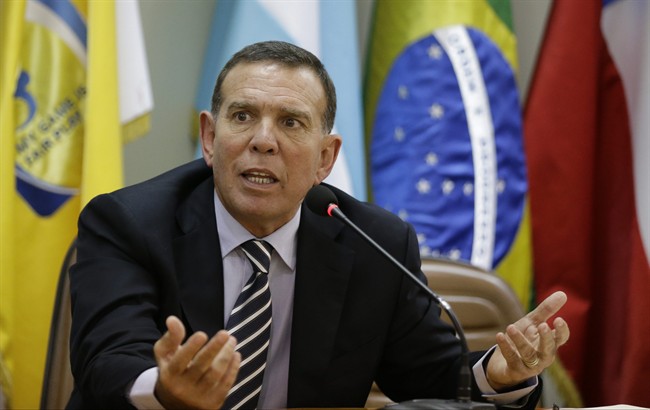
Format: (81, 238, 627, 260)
(486, 291, 570, 390)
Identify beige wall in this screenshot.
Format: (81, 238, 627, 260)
(124, 0, 552, 186)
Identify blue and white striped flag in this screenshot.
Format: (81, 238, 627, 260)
(194, 0, 366, 200)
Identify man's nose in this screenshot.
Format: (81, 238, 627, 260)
(249, 120, 279, 154)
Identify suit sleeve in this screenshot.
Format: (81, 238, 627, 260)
(372, 221, 469, 401)
(69, 193, 174, 408)
(373, 222, 541, 409)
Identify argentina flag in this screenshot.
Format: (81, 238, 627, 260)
(194, 0, 366, 200)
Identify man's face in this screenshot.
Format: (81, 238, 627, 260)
(200, 62, 341, 237)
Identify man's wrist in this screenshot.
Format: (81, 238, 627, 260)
(128, 367, 165, 409)
(473, 347, 538, 405)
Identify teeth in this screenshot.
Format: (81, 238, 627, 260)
(246, 172, 274, 184)
(248, 176, 273, 184)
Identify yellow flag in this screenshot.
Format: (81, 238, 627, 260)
(0, 1, 152, 407)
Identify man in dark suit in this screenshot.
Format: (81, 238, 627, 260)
(68, 41, 569, 409)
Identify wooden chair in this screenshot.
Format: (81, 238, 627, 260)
(40, 242, 75, 409)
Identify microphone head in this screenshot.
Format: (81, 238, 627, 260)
(305, 184, 338, 217)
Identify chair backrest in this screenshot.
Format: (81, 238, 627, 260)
(40, 242, 76, 409)
(420, 257, 525, 351)
(365, 257, 525, 407)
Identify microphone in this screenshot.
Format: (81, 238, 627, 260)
(305, 185, 495, 410)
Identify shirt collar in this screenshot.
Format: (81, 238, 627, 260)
(213, 191, 299, 270)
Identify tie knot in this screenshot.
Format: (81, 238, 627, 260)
(240, 239, 273, 274)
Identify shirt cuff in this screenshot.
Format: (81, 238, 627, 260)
(128, 366, 165, 409)
(472, 346, 538, 405)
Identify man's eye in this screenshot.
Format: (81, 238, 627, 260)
(284, 118, 297, 128)
(235, 112, 249, 121)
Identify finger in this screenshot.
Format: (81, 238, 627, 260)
(500, 329, 517, 353)
(506, 324, 538, 365)
(553, 317, 570, 346)
(212, 350, 241, 408)
(525, 291, 567, 326)
(210, 335, 238, 382)
(154, 316, 186, 361)
(164, 330, 209, 377)
(196, 334, 237, 388)
(537, 323, 555, 362)
(495, 331, 524, 369)
(524, 324, 540, 343)
(185, 331, 231, 380)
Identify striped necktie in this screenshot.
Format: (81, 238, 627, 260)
(222, 240, 273, 410)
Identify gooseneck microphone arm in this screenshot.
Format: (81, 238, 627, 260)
(328, 203, 471, 403)
(306, 185, 495, 410)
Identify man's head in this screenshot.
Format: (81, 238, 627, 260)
(199, 41, 342, 237)
(211, 41, 337, 133)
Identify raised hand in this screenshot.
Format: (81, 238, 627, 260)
(486, 291, 570, 390)
(153, 316, 241, 409)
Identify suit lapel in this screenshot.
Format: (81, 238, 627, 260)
(172, 178, 225, 336)
(172, 180, 359, 401)
(288, 204, 355, 404)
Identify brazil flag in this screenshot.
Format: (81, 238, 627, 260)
(365, 0, 531, 308)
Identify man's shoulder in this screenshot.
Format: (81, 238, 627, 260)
(128, 159, 211, 191)
(112, 159, 211, 199)
(85, 159, 212, 216)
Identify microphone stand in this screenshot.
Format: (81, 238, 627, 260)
(329, 206, 495, 410)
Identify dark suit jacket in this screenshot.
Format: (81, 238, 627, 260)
(68, 159, 540, 409)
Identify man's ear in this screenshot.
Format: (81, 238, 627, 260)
(315, 134, 342, 184)
(199, 111, 216, 167)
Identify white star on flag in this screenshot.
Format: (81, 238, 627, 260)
(428, 44, 443, 59)
(497, 179, 506, 194)
(398, 85, 409, 99)
(394, 126, 405, 141)
(429, 103, 444, 119)
(463, 182, 474, 196)
(425, 152, 438, 166)
(416, 178, 431, 194)
(442, 179, 455, 195)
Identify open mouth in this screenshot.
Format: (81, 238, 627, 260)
(243, 171, 277, 185)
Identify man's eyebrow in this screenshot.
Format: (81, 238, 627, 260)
(225, 101, 314, 124)
(226, 101, 253, 111)
(280, 106, 312, 122)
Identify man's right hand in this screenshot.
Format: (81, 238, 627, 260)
(153, 315, 240, 409)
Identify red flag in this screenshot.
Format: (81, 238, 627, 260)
(524, 0, 650, 406)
